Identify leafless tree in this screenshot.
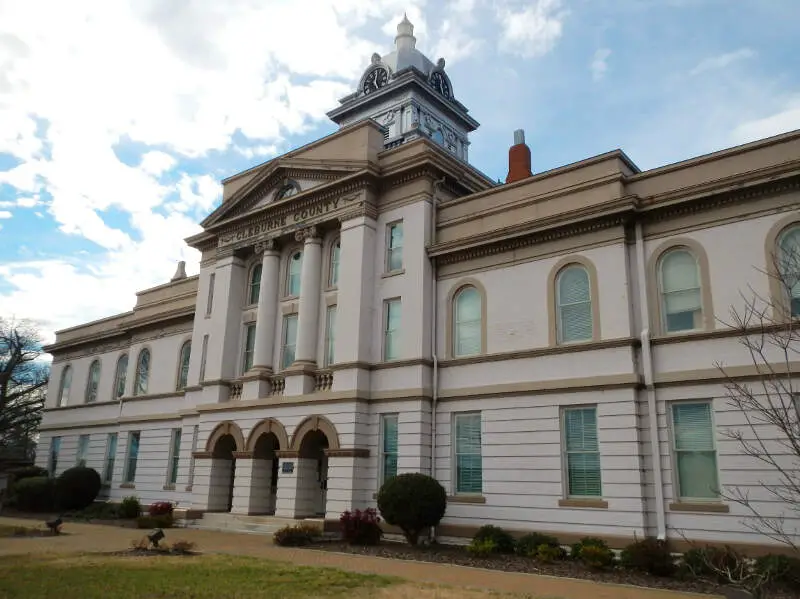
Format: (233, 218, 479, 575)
(0, 318, 48, 460)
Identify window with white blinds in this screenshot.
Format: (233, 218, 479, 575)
(249, 263, 262, 305)
(58, 366, 72, 407)
(454, 412, 482, 494)
(671, 402, 719, 500)
(384, 299, 401, 361)
(113, 354, 128, 399)
(104, 433, 117, 483)
(287, 251, 303, 296)
(76, 434, 90, 467)
(134, 349, 150, 396)
(281, 314, 298, 369)
(242, 324, 256, 374)
(177, 341, 191, 389)
(380, 414, 398, 484)
(324, 305, 337, 367)
(124, 431, 140, 484)
(167, 428, 182, 485)
(556, 265, 593, 343)
(453, 286, 482, 357)
(563, 407, 601, 497)
(778, 226, 800, 317)
(659, 249, 702, 333)
(386, 222, 403, 272)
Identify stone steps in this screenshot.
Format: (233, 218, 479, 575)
(183, 512, 325, 536)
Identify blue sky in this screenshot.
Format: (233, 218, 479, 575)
(1, 0, 798, 341)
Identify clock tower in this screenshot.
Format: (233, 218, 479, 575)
(326, 14, 479, 163)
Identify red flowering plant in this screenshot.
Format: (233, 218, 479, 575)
(339, 508, 382, 546)
(148, 501, 175, 517)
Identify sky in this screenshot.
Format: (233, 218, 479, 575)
(0, 0, 798, 344)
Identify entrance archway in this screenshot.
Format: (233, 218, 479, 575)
(298, 429, 329, 517)
(209, 434, 237, 512)
(252, 433, 280, 514)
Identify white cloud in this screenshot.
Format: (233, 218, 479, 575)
(0, 210, 12, 219)
(731, 98, 800, 145)
(690, 48, 755, 76)
(496, 0, 567, 58)
(591, 48, 611, 81)
(139, 151, 177, 176)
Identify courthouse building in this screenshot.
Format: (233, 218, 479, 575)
(37, 16, 800, 551)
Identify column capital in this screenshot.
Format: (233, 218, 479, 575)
(254, 238, 278, 255)
(295, 226, 321, 243)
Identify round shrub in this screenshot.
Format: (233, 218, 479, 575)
(7, 465, 48, 485)
(473, 525, 515, 554)
(55, 466, 101, 510)
(467, 538, 497, 557)
(516, 532, 561, 557)
(11, 476, 55, 512)
(578, 544, 616, 570)
(119, 496, 142, 519)
(536, 544, 567, 563)
(377, 473, 446, 546)
(620, 537, 675, 577)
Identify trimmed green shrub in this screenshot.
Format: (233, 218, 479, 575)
(11, 476, 54, 512)
(54, 466, 101, 510)
(6, 465, 48, 486)
(620, 537, 675, 577)
(515, 532, 561, 557)
(118, 496, 142, 519)
(376, 473, 447, 546)
(136, 514, 174, 529)
(578, 544, 616, 570)
(340, 508, 382, 546)
(273, 524, 318, 547)
(536, 544, 567, 563)
(754, 554, 800, 591)
(570, 537, 610, 560)
(467, 538, 497, 557)
(472, 525, 515, 554)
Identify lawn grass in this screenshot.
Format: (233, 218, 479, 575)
(0, 553, 397, 599)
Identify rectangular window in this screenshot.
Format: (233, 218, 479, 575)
(48, 437, 61, 477)
(187, 425, 199, 489)
(563, 407, 602, 497)
(383, 298, 401, 361)
(124, 431, 141, 484)
(454, 413, 482, 494)
(167, 428, 182, 485)
(242, 324, 256, 374)
(199, 334, 209, 382)
(281, 314, 298, 369)
(380, 414, 399, 484)
(386, 221, 403, 272)
(76, 434, 90, 467)
(671, 402, 719, 500)
(324, 305, 337, 367)
(104, 433, 118, 484)
(206, 273, 215, 316)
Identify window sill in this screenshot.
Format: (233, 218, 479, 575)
(324, 286, 339, 293)
(281, 295, 299, 302)
(669, 501, 729, 513)
(382, 269, 405, 279)
(163, 484, 176, 491)
(447, 495, 486, 504)
(120, 483, 136, 489)
(558, 498, 609, 509)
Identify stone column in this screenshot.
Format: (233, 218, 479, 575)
(189, 452, 213, 511)
(293, 226, 323, 367)
(324, 448, 370, 520)
(274, 451, 301, 518)
(243, 239, 280, 401)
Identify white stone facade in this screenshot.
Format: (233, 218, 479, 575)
(35, 23, 800, 554)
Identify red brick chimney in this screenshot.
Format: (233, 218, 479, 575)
(505, 129, 532, 184)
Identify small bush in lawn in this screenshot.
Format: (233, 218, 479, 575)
(472, 525, 515, 554)
(170, 540, 197, 554)
(55, 466, 101, 511)
(516, 532, 560, 557)
(148, 501, 174, 517)
(119, 496, 142, 519)
(536, 544, 567, 563)
(273, 524, 318, 547)
(467, 538, 498, 557)
(376, 473, 447, 546)
(339, 508, 382, 545)
(11, 476, 54, 512)
(136, 514, 174, 529)
(570, 537, 610, 560)
(620, 537, 675, 577)
(754, 554, 800, 591)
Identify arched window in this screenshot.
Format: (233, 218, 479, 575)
(329, 239, 341, 288)
(134, 348, 150, 396)
(453, 286, 482, 357)
(248, 263, 262, 305)
(777, 225, 800, 318)
(659, 248, 702, 333)
(176, 341, 191, 390)
(556, 265, 593, 343)
(286, 250, 303, 296)
(85, 360, 101, 403)
(113, 354, 128, 399)
(57, 365, 72, 407)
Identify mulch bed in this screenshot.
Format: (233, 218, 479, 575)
(308, 540, 729, 596)
(110, 548, 199, 558)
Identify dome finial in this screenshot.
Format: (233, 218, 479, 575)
(395, 11, 416, 50)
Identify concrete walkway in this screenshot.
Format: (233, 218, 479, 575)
(0, 517, 719, 599)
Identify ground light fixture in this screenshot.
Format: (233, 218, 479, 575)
(45, 517, 63, 535)
(147, 528, 165, 548)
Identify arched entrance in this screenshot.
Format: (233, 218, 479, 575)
(298, 429, 329, 517)
(209, 434, 237, 512)
(252, 433, 281, 514)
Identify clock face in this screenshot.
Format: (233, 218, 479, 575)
(363, 68, 389, 94)
(430, 71, 451, 98)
